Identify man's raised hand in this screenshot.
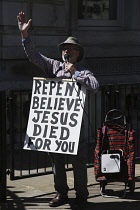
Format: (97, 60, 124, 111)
(17, 11, 32, 38)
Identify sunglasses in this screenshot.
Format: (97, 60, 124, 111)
(62, 47, 80, 51)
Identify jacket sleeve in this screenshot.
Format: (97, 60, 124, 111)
(75, 69, 99, 93)
(22, 37, 59, 77)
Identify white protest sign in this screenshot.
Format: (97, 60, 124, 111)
(24, 78, 86, 155)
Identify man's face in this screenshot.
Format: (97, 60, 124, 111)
(61, 44, 80, 64)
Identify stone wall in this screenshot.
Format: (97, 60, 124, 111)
(1, 0, 140, 90)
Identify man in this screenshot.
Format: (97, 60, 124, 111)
(17, 11, 99, 209)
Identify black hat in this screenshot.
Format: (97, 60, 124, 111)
(58, 36, 84, 62)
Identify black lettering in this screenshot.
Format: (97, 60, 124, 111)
(47, 97, 52, 110)
(34, 80, 41, 94)
(40, 97, 47, 109)
(60, 112, 68, 125)
(60, 127, 70, 140)
(33, 124, 42, 136)
(35, 138, 43, 149)
(49, 126, 58, 138)
(55, 140, 62, 151)
(69, 142, 75, 153)
(76, 83, 81, 96)
(32, 96, 39, 109)
(64, 82, 75, 96)
(66, 98, 75, 110)
(56, 81, 63, 96)
(69, 113, 78, 127)
(74, 99, 82, 111)
(41, 111, 50, 123)
(42, 81, 49, 94)
(27, 136, 35, 148)
(32, 110, 43, 123)
(61, 141, 68, 152)
(43, 139, 51, 150)
(55, 140, 75, 153)
(49, 81, 56, 95)
(51, 112, 59, 124)
(58, 98, 65, 110)
(54, 98, 58, 110)
(43, 124, 48, 137)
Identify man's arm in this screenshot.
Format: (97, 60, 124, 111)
(75, 70, 99, 93)
(77, 70, 99, 93)
(17, 12, 60, 77)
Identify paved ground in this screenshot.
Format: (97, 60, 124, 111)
(1, 162, 140, 210)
